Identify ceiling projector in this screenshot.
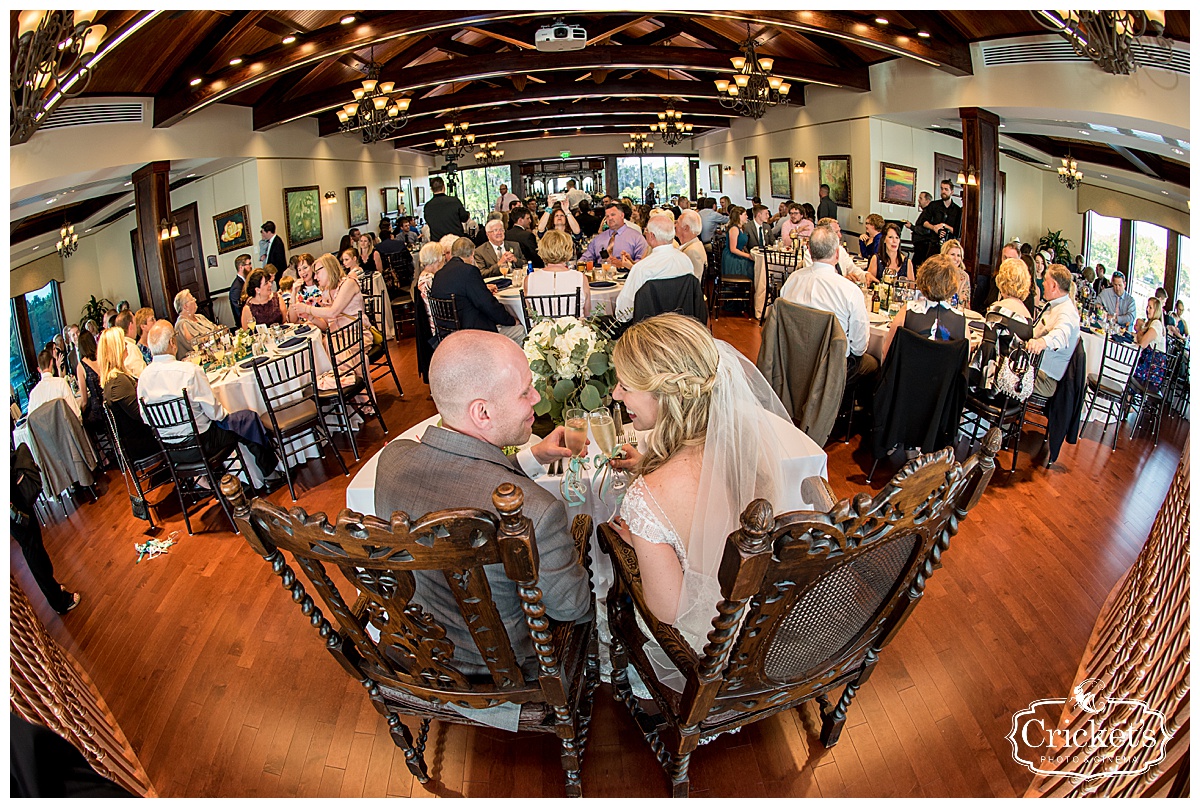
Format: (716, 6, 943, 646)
(535, 20, 586, 52)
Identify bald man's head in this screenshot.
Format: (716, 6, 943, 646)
(147, 320, 176, 356)
(429, 330, 538, 447)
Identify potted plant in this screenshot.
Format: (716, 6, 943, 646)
(80, 294, 115, 328)
(1036, 229, 1073, 266)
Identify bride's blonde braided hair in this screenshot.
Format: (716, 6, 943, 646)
(611, 314, 719, 476)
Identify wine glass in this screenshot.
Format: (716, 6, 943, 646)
(588, 410, 617, 456)
(499, 261, 511, 282)
(564, 408, 588, 458)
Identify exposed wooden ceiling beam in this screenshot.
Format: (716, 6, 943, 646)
(585, 15, 656, 46)
(462, 24, 534, 50)
(255, 44, 857, 131)
(1005, 133, 1189, 188)
(391, 115, 729, 150)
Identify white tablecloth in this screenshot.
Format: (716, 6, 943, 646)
(495, 281, 623, 324)
(866, 309, 984, 362)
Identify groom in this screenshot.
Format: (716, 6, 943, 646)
(373, 330, 591, 675)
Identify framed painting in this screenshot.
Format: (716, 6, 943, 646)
(212, 205, 251, 255)
(743, 155, 758, 201)
(879, 162, 918, 206)
(381, 186, 399, 217)
(282, 186, 322, 248)
(768, 158, 792, 199)
(346, 186, 368, 227)
(708, 164, 721, 194)
(818, 155, 852, 208)
(415, 186, 426, 205)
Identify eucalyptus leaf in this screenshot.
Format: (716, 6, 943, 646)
(580, 384, 601, 411)
(587, 352, 608, 376)
(552, 379, 576, 402)
(534, 398, 552, 416)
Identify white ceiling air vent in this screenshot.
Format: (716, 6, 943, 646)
(981, 40, 1189, 75)
(39, 101, 145, 132)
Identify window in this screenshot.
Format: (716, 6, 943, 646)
(431, 165, 513, 223)
(616, 156, 694, 206)
(10, 299, 31, 409)
(1084, 211, 1120, 275)
(1131, 220, 1168, 314)
(1178, 235, 1190, 305)
(10, 281, 65, 408)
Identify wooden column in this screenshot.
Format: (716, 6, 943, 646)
(131, 161, 179, 319)
(1164, 229, 1180, 302)
(958, 107, 1001, 284)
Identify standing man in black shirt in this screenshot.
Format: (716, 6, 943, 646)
(908, 191, 936, 266)
(816, 183, 838, 223)
(576, 199, 601, 237)
(424, 176, 469, 242)
(923, 180, 962, 248)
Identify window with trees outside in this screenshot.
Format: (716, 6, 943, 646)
(1178, 235, 1190, 305)
(10, 299, 31, 409)
(617, 156, 692, 205)
(12, 281, 65, 408)
(432, 166, 513, 225)
(1131, 220, 1168, 314)
(1084, 211, 1120, 274)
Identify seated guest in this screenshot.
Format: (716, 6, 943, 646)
(416, 241, 448, 335)
(858, 213, 885, 261)
(536, 203, 581, 248)
(396, 217, 421, 246)
(357, 233, 380, 275)
(974, 259, 1035, 391)
(98, 328, 158, 461)
(779, 224, 878, 390)
(292, 254, 323, 308)
(614, 216, 694, 321)
(697, 197, 729, 244)
(868, 222, 915, 283)
(989, 258, 1034, 322)
(1134, 297, 1167, 352)
(744, 204, 775, 250)
(114, 310, 147, 378)
(575, 199, 601, 238)
(523, 230, 590, 315)
(340, 246, 367, 281)
(73, 330, 107, 443)
(939, 239, 973, 305)
(779, 201, 814, 248)
(1026, 263, 1081, 398)
(580, 203, 648, 269)
(1080, 260, 1096, 285)
(27, 349, 80, 418)
(240, 268, 288, 329)
(814, 218, 859, 278)
(429, 237, 525, 344)
(291, 253, 365, 333)
(1031, 251, 1049, 308)
(505, 208, 543, 268)
(133, 307, 155, 365)
(138, 321, 281, 488)
(721, 206, 754, 278)
(372, 329, 590, 676)
(171, 286, 220, 355)
(881, 255, 967, 359)
(474, 217, 521, 279)
(277, 275, 295, 307)
(1093, 263, 1110, 294)
(1168, 299, 1187, 338)
(676, 210, 707, 279)
(1097, 270, 1136, 327)
(374, 227, 411, 270)
(283, 254, 300, 280)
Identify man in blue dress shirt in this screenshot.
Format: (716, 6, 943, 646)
(580, 203, 648, 268)
(1097, 270, 1136, 327)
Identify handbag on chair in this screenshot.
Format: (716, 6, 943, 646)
(993, 342, 1035, 401)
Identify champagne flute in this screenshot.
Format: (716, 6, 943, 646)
(588, 410, 617, 456)
(564, 408, 588, 457)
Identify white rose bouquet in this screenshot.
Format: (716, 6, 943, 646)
(523, 313, 617, 424)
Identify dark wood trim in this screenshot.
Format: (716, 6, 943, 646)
(13, 295, 37, 378)
(1164, 229, 1180, 302)
(391, 117, 727, 151)
(1117, 218, 1134, 279)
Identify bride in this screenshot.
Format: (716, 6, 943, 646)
(610, 314, 791, 687)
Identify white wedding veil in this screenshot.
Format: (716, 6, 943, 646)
(673, 340, 788, 651)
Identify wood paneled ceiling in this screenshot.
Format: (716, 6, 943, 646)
(54, 8, 1191, 154)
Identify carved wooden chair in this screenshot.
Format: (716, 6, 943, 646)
(597, 428, 1002, 797)
(223, 477, 600, 797)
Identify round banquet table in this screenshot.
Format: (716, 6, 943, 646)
(495, 280, 624, 324)
(206, 325, 336, 485)
(866, 307, 984, 362)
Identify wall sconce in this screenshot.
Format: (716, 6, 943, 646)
(793, 160, 807, 174)
(325, 190, 338, 203)
(956, 166, 978, 187)
(723, 165, 735, 175)
(159, 218, 179, 241)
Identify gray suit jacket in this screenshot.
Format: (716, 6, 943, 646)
(374, 425, 591, 676)
(474, 240, 522, 278)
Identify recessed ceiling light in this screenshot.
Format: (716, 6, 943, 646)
(186, 173, 196, 178)
(1172, 148, 1184, 155)
(930, 124, 940, 128)
(85, 228, 92, 232)
(229, 56, 243, 66)
(45, 198, 56, 204)
(340, 14, 355, 24)
(32, 245, 39, 250)
(189, 77, 202, 86)
(1162, 190, 1169, 195)
(124, 181, 132, 186)
(999, 123, 1006, 128)
(1078, 129, 1089, 135)
(282, 34, 296, 44)
(1100, 174, 1108, 178)
(917, 30, 930, 38)
(875, 17, 889, 25)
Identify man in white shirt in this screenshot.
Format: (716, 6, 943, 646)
(493, 183, 519, 213)
(676, 210, 707, 280)
(779, 224, 878, 388)
(1027, 263, 1081, 398)
(114, 309, 147, 377)
(137, 321, 281, 488)
(564, 179, 588, 213)
(27, 349, 81, 419)
(614, 215, 695, 321)
(814, 218, 860, 278)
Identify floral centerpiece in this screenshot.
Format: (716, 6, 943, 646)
(523, 313, 617, 428)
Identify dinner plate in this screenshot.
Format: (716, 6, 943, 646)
(868, 312, 891, 325)
(277, 336, 306, 349)
(294, 324, 313, 335)
(589, 280, 616, 288)
(239, 356, 269, 368)
(490, 277, 513, 290)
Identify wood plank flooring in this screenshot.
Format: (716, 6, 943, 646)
(14, 315, 1187, 798)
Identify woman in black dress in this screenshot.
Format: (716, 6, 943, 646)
(881, 255, 967, 360)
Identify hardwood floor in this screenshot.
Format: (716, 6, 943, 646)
(15, 316, 1188, 798)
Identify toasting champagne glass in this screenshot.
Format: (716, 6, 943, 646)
(588, 410, 617, 455)
(564, 408, 588, 457)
